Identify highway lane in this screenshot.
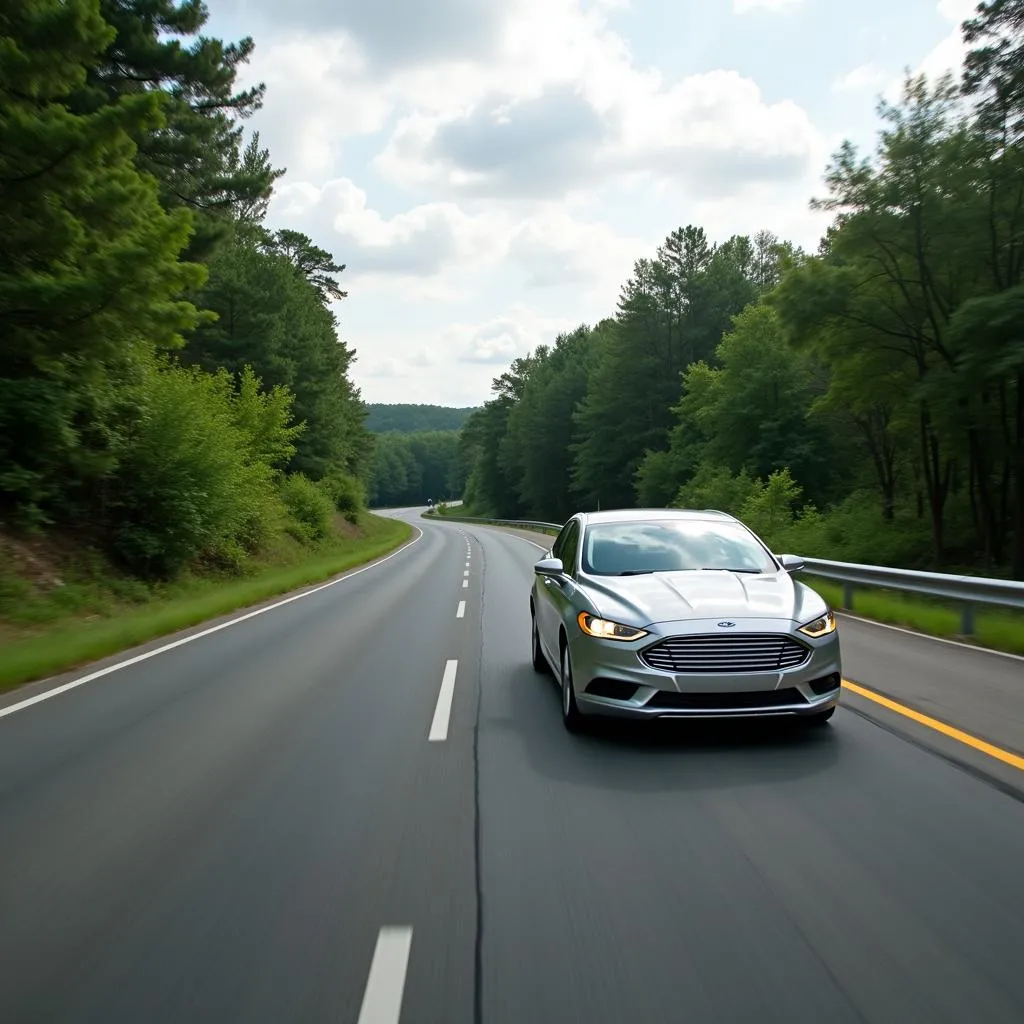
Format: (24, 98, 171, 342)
(466, 521, 1024, 1024)
(0, 516, 479, 1022)
(1, 507, 1024, 1022)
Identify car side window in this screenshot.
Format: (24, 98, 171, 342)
(560, 522, 580, 577)
(551, 522, 571, 561)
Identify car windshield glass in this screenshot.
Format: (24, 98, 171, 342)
(581, 520, 777, 576)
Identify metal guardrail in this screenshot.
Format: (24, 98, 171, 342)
(424, 511, 1024, 636)
(800, 557, 1024, 635)
(422, 511, 561, 533)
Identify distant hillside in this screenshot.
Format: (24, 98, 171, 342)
(365, 404, 478, 434)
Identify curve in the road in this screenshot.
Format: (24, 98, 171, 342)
(1, 505, 1023, 1024)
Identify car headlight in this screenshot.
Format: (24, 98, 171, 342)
(798, 609, 837, 638)
(577, 611, 648, 641)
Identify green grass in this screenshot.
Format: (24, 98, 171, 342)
(804, 576, 1024, 657)
(0, 514, 412, 693)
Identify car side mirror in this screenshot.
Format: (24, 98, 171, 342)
(778, 554, 805, 573)
(534, 557, 564, 578)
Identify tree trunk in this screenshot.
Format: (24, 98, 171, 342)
(919, 403, 949, 566)
(1012, 371, 1024, 580)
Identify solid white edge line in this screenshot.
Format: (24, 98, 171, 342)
(0, 526, 425, 722)
(429, 660, 458, 741)
(457, 601, 466, 619)
(835, 610, 1024, 662)
(357, 926, 413, 1024)
(501, 533, 547, 552)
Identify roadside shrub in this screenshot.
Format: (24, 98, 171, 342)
(280, 473, 335, 542)
(318, 471, 365, 524)
(674, 463, 758, 516)
(107, 360, 280, 578)
(739, 468, 802, 540)
(231, 365, 305, 469)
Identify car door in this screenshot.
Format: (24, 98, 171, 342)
(535, 522, 568, 659)
(537, 519, 580, 661)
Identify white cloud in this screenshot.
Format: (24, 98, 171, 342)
(357, 306, 578, 404)
(376, 69, 822, 201)
(236, 35, 390, 180)
(610, 70, 820, 195)
(202, 0, 965, 404)
(833, 63, 890, 93)
(884, 0, 973, 101)
(506, 210, 642, 293)
(922, 1, 973, 82)
(268, 178, 509, 281)
(936, 0, 976, 23)
(241, 0, 824, 207)
(733, 0, 804, 12)
(450, 307, 580, 365)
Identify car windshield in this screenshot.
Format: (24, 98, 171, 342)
(581, 519, 777, 576)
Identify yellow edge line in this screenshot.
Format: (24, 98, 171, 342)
(841, 679, 1024, 773)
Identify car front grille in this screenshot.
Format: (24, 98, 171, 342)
(645, 687, 807, 710)
(640, 633, 810, 674)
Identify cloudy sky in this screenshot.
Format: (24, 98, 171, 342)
(204, 0, 976, 407)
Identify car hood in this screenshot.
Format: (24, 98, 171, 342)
(581, 570, 825, 627)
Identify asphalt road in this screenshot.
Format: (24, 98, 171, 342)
(2, 508, 1024, 1023)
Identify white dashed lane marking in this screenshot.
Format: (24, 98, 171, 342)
(357, 926, 413, 1024)
(429, 660, 458, 742)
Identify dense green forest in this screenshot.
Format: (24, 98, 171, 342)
(366, 404, 477, 433)
(369, 431, 467, 507)
(364, 405, 476, 506)
(1, 0, 373, 581)
(459, 4, 1024, 578)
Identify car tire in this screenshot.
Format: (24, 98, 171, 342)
(531, 612, 549, 674)
(806, 706, 836, 726)
(560, 644, 584, 733)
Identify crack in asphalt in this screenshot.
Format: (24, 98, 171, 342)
(471, 532, 485, 1024)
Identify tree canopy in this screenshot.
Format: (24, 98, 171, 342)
(456, 10, 1024, 578)
(366, 404, 479, 434)
(0, 0, 371, 578)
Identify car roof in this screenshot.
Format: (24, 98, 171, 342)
(575, 507, 739, 527)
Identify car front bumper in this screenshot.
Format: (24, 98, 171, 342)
(567, 616, 842, 719)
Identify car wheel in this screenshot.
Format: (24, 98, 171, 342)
(806, 706, 836, 726)
(531, 612, 549, 674)
(560, 643, 584, 733)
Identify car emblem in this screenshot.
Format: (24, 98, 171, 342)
(717, 621, 736, 628)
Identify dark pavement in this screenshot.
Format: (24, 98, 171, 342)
(2, 507, 1024, 1022)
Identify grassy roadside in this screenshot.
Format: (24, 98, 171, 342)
(0, 514, 412, 693)
(804, 576, 1024, 657)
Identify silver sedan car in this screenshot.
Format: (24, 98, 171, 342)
(530, 509, 841, 731)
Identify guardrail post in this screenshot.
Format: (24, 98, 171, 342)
(842, 582, 855, 611)
(960, 603, 975, 636)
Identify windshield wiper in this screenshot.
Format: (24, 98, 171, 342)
(698, 567, 763, 574)
(614, 567, 764, 576)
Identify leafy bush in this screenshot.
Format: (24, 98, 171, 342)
(107, 360, 281, 578)
(739, 468, 803, 539)
(672, 464, 932, 567)
(231, 365, 304, 470)
(279, 473, 335, 543)
(674, 463, 758, 516)
(779, 491, 933, 567)
(318, 471, 365, 524)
